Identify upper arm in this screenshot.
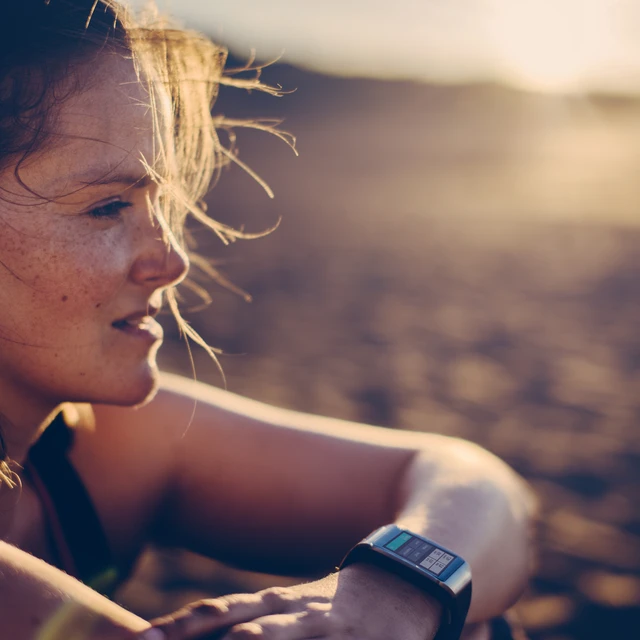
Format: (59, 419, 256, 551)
(84, 372, 458, 574)
(110, 373, 439, 573)
(159, 374, 427, 572)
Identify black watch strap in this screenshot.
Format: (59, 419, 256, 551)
(340, 525, 472, 640)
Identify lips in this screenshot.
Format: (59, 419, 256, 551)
(112, 307, 163, 341)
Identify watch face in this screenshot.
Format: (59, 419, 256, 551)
(384, 532, 457, 577)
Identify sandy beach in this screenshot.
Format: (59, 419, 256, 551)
(118, 64, 640, 639)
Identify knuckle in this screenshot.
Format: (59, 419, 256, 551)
(304, 594, 332, 606)
(263, 586, 291, 598)
(223, 592, 259, 607)
(300, 609, 331, 631)
(302, 604, 331, 621)
(186, 598, 229, 616)
(261, 586, 296, 607)
(228, 622, 264, 638)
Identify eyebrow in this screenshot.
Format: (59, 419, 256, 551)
(74, 170, 154, 188)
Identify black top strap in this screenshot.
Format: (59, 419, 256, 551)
(26, 412, 119, 595)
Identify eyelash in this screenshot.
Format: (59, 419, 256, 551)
(88, 200, 133, 219)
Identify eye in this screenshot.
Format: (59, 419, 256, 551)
(88, 200, 133, 219)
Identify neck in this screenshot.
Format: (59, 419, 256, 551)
(0, 387, 65, 467)
(0, 399, 82, 541)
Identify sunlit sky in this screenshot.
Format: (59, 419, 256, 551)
(130, 0, 640, 95)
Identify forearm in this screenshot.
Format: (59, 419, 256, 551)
(392, 437, 536, 621)
(0, 541, 149, 639)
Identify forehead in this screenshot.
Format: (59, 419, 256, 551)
(17, 54, 169, 197)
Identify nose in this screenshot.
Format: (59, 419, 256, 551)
(129, 206, 189, 289)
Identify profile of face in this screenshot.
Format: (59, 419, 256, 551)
(0, 54, 189, 419)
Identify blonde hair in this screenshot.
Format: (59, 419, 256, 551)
(0, 0, 294, 487)
(124, 4, 295, 371)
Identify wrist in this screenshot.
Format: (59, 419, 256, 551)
(339, 525, 472, 640)
(339, 562, 443, 640)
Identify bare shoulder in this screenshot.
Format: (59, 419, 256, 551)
(65, 377, 213, 561)
(68, 376, 207, 509)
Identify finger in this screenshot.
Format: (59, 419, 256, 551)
(224, 603, 333, 640)
(147, 589, 322, 640)
(146, 594, 260, 640)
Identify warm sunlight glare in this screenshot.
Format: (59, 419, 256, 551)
(490, 0, 615, 92)
(132, 0, 640, 95)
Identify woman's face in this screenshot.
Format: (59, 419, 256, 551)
(0, 55, 189, 418)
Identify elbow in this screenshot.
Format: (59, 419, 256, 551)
(450, 437, 538, 523)
(402, 437, 538, 617)
(449, 438, 539, 613)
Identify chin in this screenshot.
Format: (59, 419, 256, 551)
(124, 363, 161, 408)
(86, 360, 161, 408)
(131, 375, 161, 408)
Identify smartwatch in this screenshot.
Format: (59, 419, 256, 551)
(339, 524, 472, 640)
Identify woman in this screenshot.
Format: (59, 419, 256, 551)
(0, 1, 535, 639)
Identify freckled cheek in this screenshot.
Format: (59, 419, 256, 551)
(56, 266, 124, 310)
(1, 233, 132, 309)
(56, 245, 132, 309)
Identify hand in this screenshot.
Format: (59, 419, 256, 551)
(141, 563, 443, 639)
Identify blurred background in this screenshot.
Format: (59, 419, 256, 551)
(119, 2, 640, 638)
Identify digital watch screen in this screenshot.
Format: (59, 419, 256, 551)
(340, 525, 472, 640)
